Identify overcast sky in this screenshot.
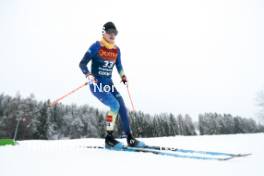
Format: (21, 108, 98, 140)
(1, 0, 264, 120)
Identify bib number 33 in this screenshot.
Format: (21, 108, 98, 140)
(103, 61, 114, 69)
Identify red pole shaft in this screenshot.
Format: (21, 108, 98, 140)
(126, 84, 136, 112)
(50, 82, 88, 107)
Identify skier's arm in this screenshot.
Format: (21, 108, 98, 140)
(115, 48, 125, 78)
(79, 52, 92, 75)
(79, 42, 99, 76)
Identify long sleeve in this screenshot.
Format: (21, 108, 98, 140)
(115, 48, 125, 77)
(79, 52, 92, 75)
(79, 42, 99, 75)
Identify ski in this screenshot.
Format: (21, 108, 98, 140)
(85, 145, 246, 161)
(141, 145, 251, 158)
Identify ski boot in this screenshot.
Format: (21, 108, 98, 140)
(127, 134, 145, 148)
(105, 131, 124, 150)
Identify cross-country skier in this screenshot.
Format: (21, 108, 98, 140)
(79, 22, 145, 149)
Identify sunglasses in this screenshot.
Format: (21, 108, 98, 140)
(104, 28, 118, 36)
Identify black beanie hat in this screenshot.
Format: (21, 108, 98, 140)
(103, 22, 118, 35)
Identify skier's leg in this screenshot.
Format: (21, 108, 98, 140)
(89, 84, 120, 132)
(89, 84, 124, 149)
(111, 87, 145, 147)
(111, 87, 131, 135)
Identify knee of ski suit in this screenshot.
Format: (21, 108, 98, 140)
(89, 83, 120, 114)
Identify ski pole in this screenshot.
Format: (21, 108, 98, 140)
(126, 84, 136, 112)
(13, 82, 88, 141)
(49, 82, 88, 107)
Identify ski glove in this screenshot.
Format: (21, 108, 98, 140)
(121, 75, 128, 85)
(86, 73, 97, 85)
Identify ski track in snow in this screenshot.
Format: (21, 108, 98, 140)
(1, 133, 263, 176)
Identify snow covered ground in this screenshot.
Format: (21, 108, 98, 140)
(1, 133, 263, 176)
